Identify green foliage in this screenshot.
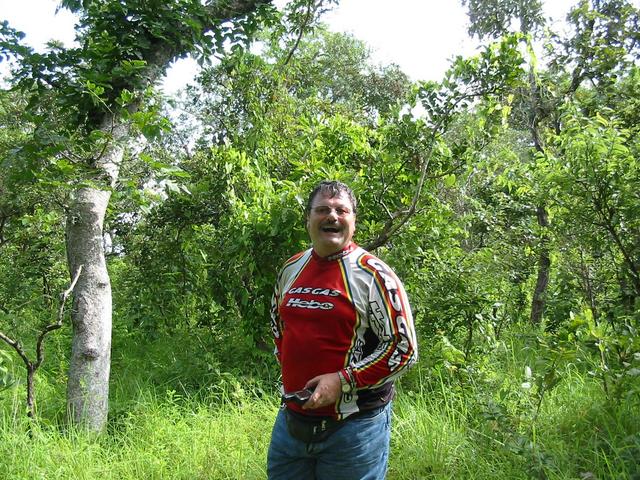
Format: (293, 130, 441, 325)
(0, 91, 69, 324)
(563, 308, 640, 401)
(104, 1, 640, 383)
(406, 324, 640, 479)
(546, 107, 640, 296)
(114, 24, 419, 349)
(1, 0, 279, 235)
(462, 0, 545, 37)
(0, 349, 16, 394)
(555, 0, 640, 89)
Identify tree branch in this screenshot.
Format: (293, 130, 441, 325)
(0, 331, 31, 371)
(281, 0, 318, 67)
(35, 265, 83, 369)
(364, 151, 432, 251)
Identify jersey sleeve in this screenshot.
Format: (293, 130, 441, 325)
(270, 272, 284, 365)
(345, 256, 418, 390)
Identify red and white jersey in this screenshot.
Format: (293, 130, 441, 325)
(271, 242, 418, 419)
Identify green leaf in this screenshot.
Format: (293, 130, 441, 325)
(444, 173, 456, 187)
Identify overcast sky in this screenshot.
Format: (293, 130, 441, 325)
(321, 0, 578, 79)
(1, 0, 633, 92)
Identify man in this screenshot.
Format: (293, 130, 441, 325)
(268, 180, 418, 480)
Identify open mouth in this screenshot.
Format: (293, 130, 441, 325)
(321, 226, 341, 233)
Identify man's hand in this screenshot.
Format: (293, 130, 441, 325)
(302, 372, 341, 410)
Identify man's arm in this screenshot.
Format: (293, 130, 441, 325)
(345, 255, 418, 390)
(270, 279, 283, 365)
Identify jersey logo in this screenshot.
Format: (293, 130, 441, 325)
(287, 287, 341, 297)
(286, 298, 335, 310)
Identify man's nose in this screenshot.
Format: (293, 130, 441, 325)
(326, 209, 339, 219)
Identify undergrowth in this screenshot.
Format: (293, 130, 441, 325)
(1, 326, 638, 479)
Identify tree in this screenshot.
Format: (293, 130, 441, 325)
(123, 28, 528, 360)
(459, 0, 640, 329)
(462, 0, 552, 325)
(1, 0, 275, 431)
(111, 25, 411, 345)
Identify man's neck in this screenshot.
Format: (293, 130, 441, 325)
(313, 243, 356, 261)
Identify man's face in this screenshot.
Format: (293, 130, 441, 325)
(306, 191, 356, 257)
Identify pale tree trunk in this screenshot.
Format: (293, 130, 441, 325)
(65, 188, 113, 430)
(65, 115, 124, 431)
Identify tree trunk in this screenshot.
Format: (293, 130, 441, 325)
(65, 187, 113, 431)
(65, 112, 125, 431)
(464, 314, 474, 360)
(525, 43, 552, 326)
(530, 205, 550, 324)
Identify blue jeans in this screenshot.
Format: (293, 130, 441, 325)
(267, 403, 392, 480)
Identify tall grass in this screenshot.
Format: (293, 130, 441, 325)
(1, 327, 638, 479)
(389, 365, 639, 479)
(1, 388, 279, 479)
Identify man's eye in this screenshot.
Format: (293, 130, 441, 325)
(313, 206, 351, 216)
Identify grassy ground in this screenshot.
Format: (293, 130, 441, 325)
(1, 397, 276, 479)
(1, 331, 638, 479)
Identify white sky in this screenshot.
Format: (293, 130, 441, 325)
(321, 0, 577, 79)
(0, 0, 631, 92)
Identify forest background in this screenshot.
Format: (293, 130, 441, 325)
(0, 0, 639, 478)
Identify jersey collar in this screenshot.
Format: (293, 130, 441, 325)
(313, 242, 357, 262)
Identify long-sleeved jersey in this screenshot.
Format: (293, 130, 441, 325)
(270, 242, 418, 419)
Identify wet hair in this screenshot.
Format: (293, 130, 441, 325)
(305, 181, 357, 217)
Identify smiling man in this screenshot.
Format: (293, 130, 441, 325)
(268, 180, 418, 480)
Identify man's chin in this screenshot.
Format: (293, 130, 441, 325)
(324, 237, 344, 247)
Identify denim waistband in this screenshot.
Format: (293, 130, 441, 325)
(353, 403, 387, 419)
(284, 402, 388, 423)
